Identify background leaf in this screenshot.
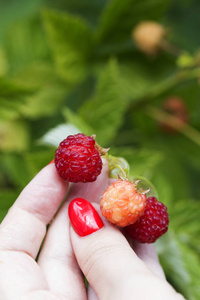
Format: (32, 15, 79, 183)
(96, 0, 170, 43)
(79, 59, 130, 146)
(0, 1, 200, 298)
(42, 9, 94, 84)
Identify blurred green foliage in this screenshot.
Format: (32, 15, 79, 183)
(0, 0, 200, 298)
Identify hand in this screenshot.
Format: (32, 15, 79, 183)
(0, 160, 185, 300)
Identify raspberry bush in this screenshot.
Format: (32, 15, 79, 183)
(0, 1, 200, 299)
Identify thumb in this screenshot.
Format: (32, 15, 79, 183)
(68, 198, 148, 299)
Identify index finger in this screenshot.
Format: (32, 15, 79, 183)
(0, 164, 68, 259)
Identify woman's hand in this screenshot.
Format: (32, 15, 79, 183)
(0, 160, 185, 299)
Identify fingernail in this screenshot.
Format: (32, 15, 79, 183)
(48, 159, 55, 165)
(68, 198, 104, 237)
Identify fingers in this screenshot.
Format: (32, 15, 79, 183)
(37, 199, 87, 300)
(69, 200, 184, 300)
(129, 240, 166, 279)
(0, 164, 69, 259)
(37, 160, 109, 299)
(69, 200, 149, 300)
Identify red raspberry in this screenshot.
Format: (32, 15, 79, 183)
(55, 133, 103, 183)
(125, 197, 169, 243)
(100, 179, 147, 227)
(160, 97, 188, 133)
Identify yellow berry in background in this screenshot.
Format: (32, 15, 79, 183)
(132, 21, 166, 55)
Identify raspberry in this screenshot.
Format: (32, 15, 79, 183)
(100, 179, 147, 227)
(54, 133, 103, 183)
(160, 97, 188, 133)
(125, 197, 169, 243)
(132, 21, 166, 55)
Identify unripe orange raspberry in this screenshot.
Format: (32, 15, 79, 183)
(132, 21, 166, 55)
(100, 179, 147, 227)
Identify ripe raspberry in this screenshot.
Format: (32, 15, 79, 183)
(132, 21, 166, 55)
(160, 97, 188, 133)
(125, 197, 169, 243)
(55, 133, 103, 183)
(100, 179, 147, 227)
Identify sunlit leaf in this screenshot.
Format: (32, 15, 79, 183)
(156, 230, 200, 300)
(42, 9, 94, 84)
(0, 120, 29, 152)
(79, 59, 129, 146)
(63, 107, 94, 136)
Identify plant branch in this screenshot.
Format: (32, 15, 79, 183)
(145, 105, 200, 147)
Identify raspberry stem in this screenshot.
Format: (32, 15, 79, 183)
(105, 154, 129, 180)
(91, 135, 110, 156)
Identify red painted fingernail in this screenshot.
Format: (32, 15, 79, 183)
(48, 159, 55, 165)
(68, 198, 104, 237)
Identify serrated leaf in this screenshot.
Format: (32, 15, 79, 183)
(169, 198, 200, 253)
(150, 172, 173, 207)
(148, 141, 191, 201)
(118, 60, 176, 104)
(11, 63, 57, 89)
(156, 230, 200, 300)
(20, 83, 68, 119)
(96, 0, 170, 43)
(110, 146, 163, 178)
(42, 10, 94, 84)
(79, 59, 129, 146)
(0, 120, 29, 152)
(63, 107, 94, 136)
(2, 16, 49, 73)
(0, 98, 22, 120)
(0, 78, 34, 97)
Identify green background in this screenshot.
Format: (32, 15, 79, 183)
(0, 0, 200, 298)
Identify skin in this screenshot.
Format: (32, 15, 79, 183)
(0, 159, 185, 300)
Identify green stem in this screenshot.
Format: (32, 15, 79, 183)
(105, 154, 129, 179)
(130, 67, 200, 110)
(146, 105, 200, 147)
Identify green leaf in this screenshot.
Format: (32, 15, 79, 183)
(63, 107, 94, 136)
(0, 120, 29, 152)
(79, 59, 129, 146)
(156, 230, 200, 300)
(0, 78, 34, 97)
(110, 146, 163, 178)
(0, 78, 36, 121)
(96, 0, 170, 43)
(2, 16, 49, 73)
(0, 190, 18, 222)
(118, 60, 176, 104)
(0, 98, 22, 120)
(42, 9, 94, 84)
(1, 154, 32, 188)
(10, 62, 57, 89)
(25, 149, 55, 177)
(150, 172, 173, 207)
(20, 83, 68, 119)
(169, 198, 200, 253)
(0, 46, 8, 76)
